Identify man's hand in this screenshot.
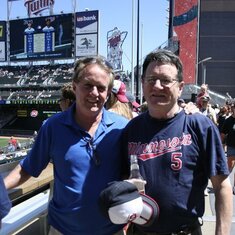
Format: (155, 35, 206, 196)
(124, 179, 146, 193)
(184, 102, 200, 114)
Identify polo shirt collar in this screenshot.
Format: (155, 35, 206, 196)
(63, 103, 115, 128)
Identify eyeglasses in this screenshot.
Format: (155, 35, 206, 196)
(144, 76, 178, 87)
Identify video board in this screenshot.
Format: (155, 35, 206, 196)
(0, 21, 6, 62)
(9, 13, 73, 61)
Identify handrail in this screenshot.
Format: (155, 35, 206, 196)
(0, 190, 49, 235)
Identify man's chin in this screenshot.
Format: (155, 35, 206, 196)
(90, 106, 101, 113)
(148, 100, 167, 107)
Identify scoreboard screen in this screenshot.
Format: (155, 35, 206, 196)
(9, 13, 73, 61)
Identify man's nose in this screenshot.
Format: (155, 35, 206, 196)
(91, 86, 99, 95)
(153, 79, 164, 88)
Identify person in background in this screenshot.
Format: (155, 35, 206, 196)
(4, 56, 128, 235)
(217, 105, 229, 133)
(126, 92, 140, 117)
(196, 83, 209, 108)
(220, 103, 235, 195)
(8, 136, 18, 151)
(24, 20, 35, 34)
(139, 101, 148, 113)
(199, 95, 218, 125)
(58, 82, 76, 111)
(121, 49, 232, 235)
(105, 80, 134, 120)
(0, 174, 11, 228)
(42, 18, 55, 33)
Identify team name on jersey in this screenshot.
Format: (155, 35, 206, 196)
(128, 133, 192, 161)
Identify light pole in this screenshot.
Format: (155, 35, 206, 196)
(198, 57, 212, 84)
(131, 0, 135, 95)
(136, 0, 140, 103)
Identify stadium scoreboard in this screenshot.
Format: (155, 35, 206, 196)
(9, 13, 73, 61)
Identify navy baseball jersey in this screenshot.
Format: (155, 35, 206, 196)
(121, 110, 229, 233)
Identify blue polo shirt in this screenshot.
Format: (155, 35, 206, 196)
(20, 104, 128, 235)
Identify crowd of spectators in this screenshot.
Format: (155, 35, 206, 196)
(0, 64, 74, 87)
(0, 64, 132, 103)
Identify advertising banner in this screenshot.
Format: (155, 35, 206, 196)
(75, 10, 99, 57)
(76, 10, 98, 34)
(76, 34, 97, 57)
(0, 21, 6, 62)
(0, 42, 6, 62)
(173, 0, 199, 84)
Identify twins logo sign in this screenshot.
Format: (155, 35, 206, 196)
(107, 27, 128, 71)
(24, 0, 55, 16)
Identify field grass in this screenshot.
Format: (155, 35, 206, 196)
(0, 138, 10, 148)
(0, 137, 28, 148)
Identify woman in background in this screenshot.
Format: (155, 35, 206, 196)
(105, 80, 133, 120)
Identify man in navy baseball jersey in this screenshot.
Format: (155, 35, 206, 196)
(121, 50, 232, 235)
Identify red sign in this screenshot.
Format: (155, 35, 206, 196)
(30, 110, 38, 117)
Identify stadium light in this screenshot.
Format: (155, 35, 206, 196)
(198, 57, 212, 84)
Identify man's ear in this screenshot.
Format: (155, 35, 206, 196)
(178, 81, 184, 96)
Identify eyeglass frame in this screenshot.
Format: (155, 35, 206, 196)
(143, 76, 179, 87)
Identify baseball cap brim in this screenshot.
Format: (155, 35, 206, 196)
(99, 181, 159, 227)
(133, 193, 160, 227)
(132, 101, 140, 108)
(117, 94, 129, 103)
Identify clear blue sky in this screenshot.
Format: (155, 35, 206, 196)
(1, 0, 169, 71)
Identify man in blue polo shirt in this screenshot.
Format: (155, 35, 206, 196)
(4, 56, 128, 235)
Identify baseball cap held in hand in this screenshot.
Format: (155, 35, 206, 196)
(99, 181, 159, 227)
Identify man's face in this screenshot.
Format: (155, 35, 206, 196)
(73, 64, 111, 117)
(142, 61, 184, 116)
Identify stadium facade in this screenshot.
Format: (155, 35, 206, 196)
(169, 0, 235, 101)
(198, 0, 235, 98)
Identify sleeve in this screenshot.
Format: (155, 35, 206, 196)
(187, 114, 229, 177)
(20, 119, 52, 177)
(0, 175, 11, 220)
